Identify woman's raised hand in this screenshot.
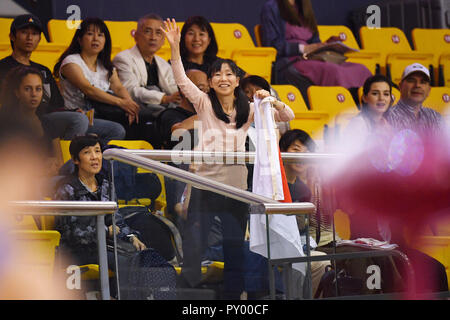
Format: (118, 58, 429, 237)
(161, 18, 180, 47)
(254, 89, 271, 100)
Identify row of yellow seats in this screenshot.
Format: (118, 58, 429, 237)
(44, 19, 276, 83)
(255, 24, 450, 87)
(274, 84, 450, 141)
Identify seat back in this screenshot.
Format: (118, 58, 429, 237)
(423, 86, 450, 114)
(47, 19, 79, 43)
(317, 25, 360, 50)
(441, 53, 450, 88)
(271, 84, 309, 114)
(254, 24, 262, 47)
(107, 139, 153, 150)
(308, 86, 359, 143)
(360, 26, 412, 53)
(59, 140, 72, 163)
(104, 20, 137, 51)
(307, 85, 359, 119)
(360, 26, 412, 72)
(0, 42, 12, 60)
(412, 28, 450, 56)
(211, 22, 256, 58)
(9, 230, 61, 283)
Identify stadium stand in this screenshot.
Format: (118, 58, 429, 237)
(273, 84, 330, 140)
(359, 26, 435, 84)
(411, 28, 450, 86)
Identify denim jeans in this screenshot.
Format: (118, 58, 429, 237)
(87, 118, 126, 143)
(40, 111, 89, 140)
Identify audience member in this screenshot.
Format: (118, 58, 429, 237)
(0, 14, 88, 140)
(180, 16, 247, 78)
(0, 66, 63, 176)
(260, 0, 372, 100)
(279, 129, 330, 297)
(113, 13, 181, 121)
(240, 75, 289, 134)
(162, 18, 294, 299)
(53, 134, 148, 297)
(385, 63, 444, 136)
(343, 74, 394, 148)
(158, 68, 208, 150)
(54, 18, 136, 142)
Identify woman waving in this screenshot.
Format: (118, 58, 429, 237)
(161, 18, 294, 299)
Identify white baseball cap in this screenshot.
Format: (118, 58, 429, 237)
(401, 63, 431, 82)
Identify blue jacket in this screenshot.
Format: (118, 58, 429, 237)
(261, 0, 320, 58)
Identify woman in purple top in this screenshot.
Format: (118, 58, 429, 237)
(261, 0, 372, 88)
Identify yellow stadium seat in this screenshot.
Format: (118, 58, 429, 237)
(359, 26, 434, 80)
(272, 84, 329, 139)
(0, 42, 12, 60)
(334, 209, 351, 240)
(441, 53, 450, 88)
(412, 28, 450, 84)
(104, 20, 136, 51)
(357, 86, 401, 107)
(32, 43, 67, 71)
(47, 19, 122, 59)
(60, 139, 72, 163)
(271, 84, 308, 114)
(10, 214, 40, 230)
(254, 24, 262, 47)
(307, 85, 359, 122)
(307, 86, 360, 143)
(0, 17, 13, 34)
(211, 22, 277, 82)
(9, 230, 61, 283)
(317, 25, 381, 75)
(108, 139, 153, 150)
(47, 19, 79, 43)
(423, 87, 450, 114)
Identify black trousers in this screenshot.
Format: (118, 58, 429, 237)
(180, 187, 249, 297)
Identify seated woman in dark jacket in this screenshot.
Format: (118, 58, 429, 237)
(53, 134, 146, 296)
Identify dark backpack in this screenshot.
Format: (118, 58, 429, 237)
(119, 205, 183, 264)
(122, 247, 177, 300)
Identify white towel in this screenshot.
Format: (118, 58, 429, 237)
(249, 96, 305, 275)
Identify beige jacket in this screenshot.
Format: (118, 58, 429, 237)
(113, 45, 177, 105)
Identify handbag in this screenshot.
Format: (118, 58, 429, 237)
(308, 50, 348, 64)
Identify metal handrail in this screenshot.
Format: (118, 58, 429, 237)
(9, 200, 117, 301)
(103, 148, 315, 215)
(103, 148, 318, 299)
(9, 200, 117, 215)
(110, 149, 341, 164)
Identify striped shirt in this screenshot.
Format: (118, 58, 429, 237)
(385, 99, 443, 136)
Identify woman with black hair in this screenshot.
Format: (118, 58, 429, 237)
(162, 18, 294, 299)
(343, 74, 394, 148)
(0, 65, 63, 176)
(180, 16, 247, 78)
(54, 18, 137, 141)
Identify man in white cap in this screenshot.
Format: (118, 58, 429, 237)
(385, 63, 443, 135)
